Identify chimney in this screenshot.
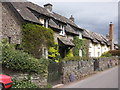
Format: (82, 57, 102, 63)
(109, 22, 114, 50)
(44, 3, 53, 12)
(69, 15, 74, 22)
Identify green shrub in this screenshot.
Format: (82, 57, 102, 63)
(44, 83, 52, 88)
(65, 48, 73, 57)
(101, 52, 112, 57)
(22, 23, 54, 58)
(1, 41, 49, 74)
(109, 50, 120, 56)
(73, 36, 87, 57)
(48, 42, 61, 62)
(12, 78, 38, 88)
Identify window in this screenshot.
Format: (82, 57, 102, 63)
(44, 19, 48, 28)
(105, 48, 106, 50)
(42, 48, 48, 59)
(79, 32, 82, 39)
(89, 52, 91, 57)
(59, 25, 65, 36)
(98, 52, 100, 57)
(79, 49, 82, 57)
(89, 46, 92, 48)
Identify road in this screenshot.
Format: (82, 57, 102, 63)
(62, 66, 118, 88)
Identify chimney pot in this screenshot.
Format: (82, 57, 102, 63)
(44, 3, 53, 12)
(69, 15, 74, 22)
(110, 22, 112, 24)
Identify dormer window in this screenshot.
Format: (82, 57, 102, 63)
(39, 17, 48, 28)
(59, 25, 65, 36)
(79, 32, 82, 39)
(44, 19, 48, 28)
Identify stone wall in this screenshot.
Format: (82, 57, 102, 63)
(61, 59, 94, 84)
(61, 56, 118, 84)
(2, 3, 22, 44)
(2, 68, 47, 88)
(98, 57, 118, 71)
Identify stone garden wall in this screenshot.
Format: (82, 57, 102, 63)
(98, 57, 118, 71)
(2, 68, 47, 88)
(2, 57, 119, 86)
(61, 56, 118, 84)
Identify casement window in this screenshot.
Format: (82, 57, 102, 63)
(39, 17, 48, 28)
(98, 52, 100, 57)
(79, 49, 82, 57)
(89, 46, 92, 48)
(105, 48, 106, 50)
(42, 47, 48, 59)
(59, 25, 65, 36)
(44, 19, 48, 28)
(79, 32, 82, 39)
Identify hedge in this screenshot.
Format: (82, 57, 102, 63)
(108, 50, 120, 56)
(1, 41, 49, 74)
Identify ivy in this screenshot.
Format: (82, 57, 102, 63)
(48, 42, 61, 63)
(22, 23, 54, 58)
(73, 36, 87, 57)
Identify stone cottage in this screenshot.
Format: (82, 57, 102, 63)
(1, 2, 83, 58)
(0, 1, 114, 58)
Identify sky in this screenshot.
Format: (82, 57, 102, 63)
(27, 0, 119, 44)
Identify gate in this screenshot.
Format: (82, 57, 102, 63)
(47, 62, 62, 84)
(94, 60, 99, 71)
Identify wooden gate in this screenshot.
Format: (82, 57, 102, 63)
(47, 62, 62, 85)
(94, 60, 99, 71)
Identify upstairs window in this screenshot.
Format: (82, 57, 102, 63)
(79, 32, 82, 39)
(44, 19, 48, 28)
(59, 25, 65, 36)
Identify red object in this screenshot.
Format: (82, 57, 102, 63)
(0, 74, 12, 89)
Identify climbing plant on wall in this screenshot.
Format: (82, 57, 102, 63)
(22, 23, 54, 58)
(48, 42, 61, 62)
(73, 36, 87, 57)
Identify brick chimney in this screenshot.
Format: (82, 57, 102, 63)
(109, 22, 114, 50)
(44, 3, 53, 12)
(69, 15, 74, 22)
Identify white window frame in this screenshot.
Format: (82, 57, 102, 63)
(79, 32, 82, 39)
(59, 25, 65, 36)
(44, 19, 48, 28)
(79, 49, 82, 57)
(42, 47, 48, 59)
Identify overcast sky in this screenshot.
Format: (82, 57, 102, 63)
(28, 0, 118, 44)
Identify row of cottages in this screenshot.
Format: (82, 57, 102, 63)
(1, 2, 114, 58)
